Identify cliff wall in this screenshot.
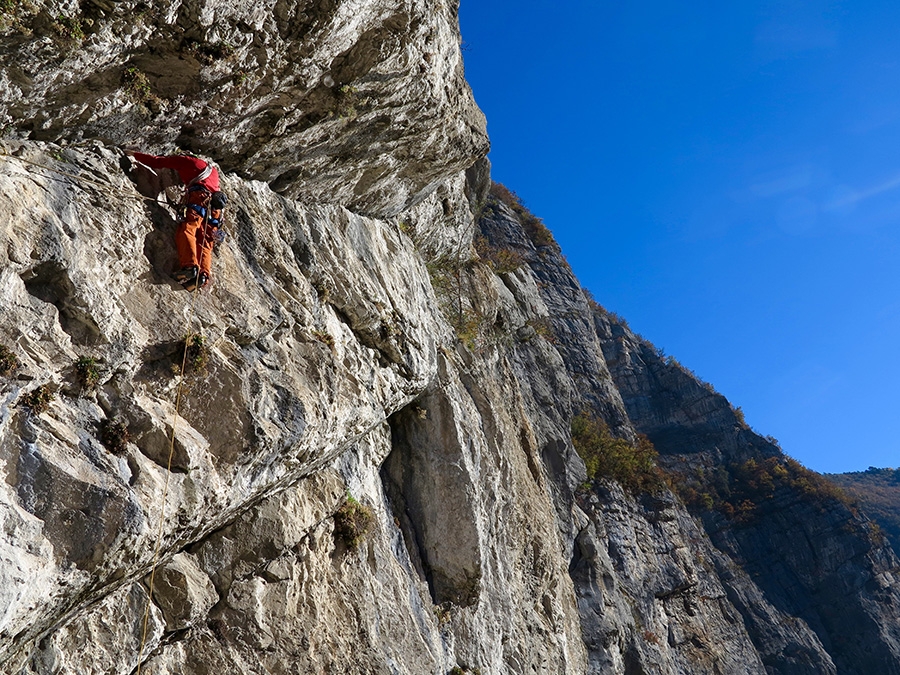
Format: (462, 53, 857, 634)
(1, 1, 899, 674)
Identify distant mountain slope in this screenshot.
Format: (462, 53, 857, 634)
(828, 468, 900, 554)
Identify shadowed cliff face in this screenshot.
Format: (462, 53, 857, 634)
(2, 2, 900, 675)
(588, 307, 900, 675)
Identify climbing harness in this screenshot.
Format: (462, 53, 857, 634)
(176, 184, 225, 291)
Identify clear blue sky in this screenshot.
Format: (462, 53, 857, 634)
(459, 0, 900, 474)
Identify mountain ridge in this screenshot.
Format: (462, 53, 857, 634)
(827, 467, 900, 556)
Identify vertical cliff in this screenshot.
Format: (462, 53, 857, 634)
(1, 1, 899, 674)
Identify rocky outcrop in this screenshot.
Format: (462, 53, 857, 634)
(594, 316, 900, 674)
(2, 1, 900, 674)
(0, 0, 488, 216)
(0, 137, 445, 671)
(474, 194, 900, 675)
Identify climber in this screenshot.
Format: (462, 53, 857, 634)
(128, 150, 227, 291)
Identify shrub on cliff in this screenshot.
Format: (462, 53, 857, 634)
(571, 411, 665, 494)
(488, 182, 557, 250)
(21, 384, 54, 415)
(0, 344, 18, 377)
(74, 355, 100, 392)
(99, 418, 129, 454)
(676, 455, 856, 522)
(426, 256, 497, 350)
(333, 496, 375, 551)
(179, 334, 210, 374)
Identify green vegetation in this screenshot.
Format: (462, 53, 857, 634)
(453, 309, 486, 351)
(0, 0, 16, 29)
(333, 495, 374, 551)
(21, 384, 54, 414)
(0, 344, 19, 377)
(676, 456, 857, 523)
(489, 182, 557, 250)
(99, 417, 129, 454)
(180, 334, 210, 374)
(426, 255, 486, 350)
(52, 13, 84, 42)
(474, 234, 523, 275)
(0, 0, 37, 33)
(828, 467, 900, 553)
(571, 411, 665, 494)
(122, 66, 159, 105)
(74, 355, 100, 391)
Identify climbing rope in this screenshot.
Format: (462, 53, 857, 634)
(135, 279, 202, 673)
(135, 195, 216, 672)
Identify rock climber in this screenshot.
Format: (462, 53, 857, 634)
(128, 151, 227, 291)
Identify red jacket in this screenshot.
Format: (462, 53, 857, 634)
(131, 152, 221, 192)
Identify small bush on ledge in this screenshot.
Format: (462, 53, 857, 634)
(75, 356, 100, 392)
(571, 411, 665, 494)
(100, 418, 130, 454)
(333, 495, 375, 551)
(448, 666, 482, 675)
(21, 384, 54, 415)
(180, 334, 210, 374)
(0, 344, 19, 377)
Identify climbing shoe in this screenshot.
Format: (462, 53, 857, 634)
(172, 266, 198, 284)
(182, 271, 209, 293)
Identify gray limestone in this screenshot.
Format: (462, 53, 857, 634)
(1, 1, 899, 674)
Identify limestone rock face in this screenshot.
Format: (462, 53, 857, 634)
(0, 0, 488, 216)
(2, 1, 900, 674)
(0, 138, 443, 672)
(151, 552, 219, 630)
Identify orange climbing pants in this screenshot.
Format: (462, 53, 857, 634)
(175, 190, 220, 278)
